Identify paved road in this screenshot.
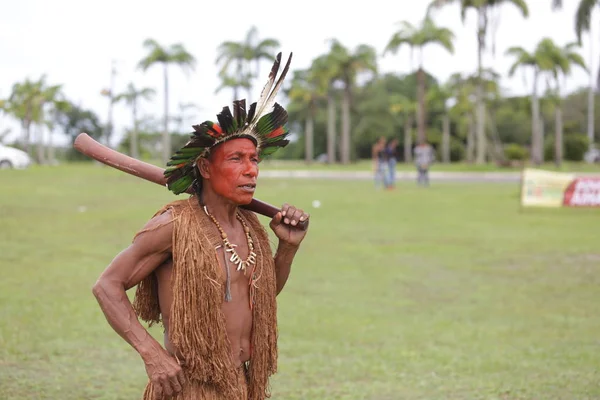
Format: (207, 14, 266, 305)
(259, 169, 599, 183)
(259, 170, 523, 183)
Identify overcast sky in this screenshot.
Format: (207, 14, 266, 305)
(1, 0, 596, 146)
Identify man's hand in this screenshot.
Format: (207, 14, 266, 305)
(270, 203, 309, 247)
(142, 344, 186, 399)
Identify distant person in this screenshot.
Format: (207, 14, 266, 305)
(384, 138, 399, 189)
(372, 136, 388, 189)
(413, 141, 435, 187)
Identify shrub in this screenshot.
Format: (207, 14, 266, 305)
(564, 133, 589, 161)
(435, 137, 465, 162)
(504, 143, 528, 161)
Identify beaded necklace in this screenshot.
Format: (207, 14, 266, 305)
(203, 205, 257, 274)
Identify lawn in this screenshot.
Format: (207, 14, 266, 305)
(138, 157, 600, 173)
(258, 159, 600, 173)
(1, 164, 599, 400)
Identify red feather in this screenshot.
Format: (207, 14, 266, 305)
(266, 126, 285, 138)
(207, 123, 223, 137)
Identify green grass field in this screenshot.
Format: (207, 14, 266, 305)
(141, 158, 600, 173)
(1, 164, 599, 400)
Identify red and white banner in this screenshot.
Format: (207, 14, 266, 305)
(520, 168, 600, 208)
(563, 177, 600, 207)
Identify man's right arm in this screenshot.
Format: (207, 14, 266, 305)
(92, 210, 185, 398)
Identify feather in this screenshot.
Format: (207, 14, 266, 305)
(248, 53, 282, 124)
(246, 102, 257, 124)
(216, 106, 235, 134)
(233, 100, 247, 128)
(255, 103, 288, 136)
(247, 53, 293, 131)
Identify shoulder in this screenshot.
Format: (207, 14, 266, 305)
(131, 207, 176, 253)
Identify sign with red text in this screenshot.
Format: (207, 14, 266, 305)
(563, 177, 600, 207)
(520, 168, 600, 208)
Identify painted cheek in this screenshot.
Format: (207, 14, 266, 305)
(211, 166, 240, 199)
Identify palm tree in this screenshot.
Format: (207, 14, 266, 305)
(546, 42, 587, 166)
(113, 83, 156, 159)
(138, 39, 196, 165)
(427, 82, 454, 162)
(216, 27, 279, 103)
(0, 97, 13, 143)
(216, 41, 249, 102)
(33, 80, 63, 164)
(214, 72, 252, 104)
(310, 54, 339, 164)
(8, 78, 40, 156)
(287, 66, 329, 164)
(384, 16, 454, 146)
(448, 75, 477, 162)
(7, 75, 62, 163)
(428, 0, 529, 164)
(552, 0, 597, 151)
(326, 40, 378, 164)
(390, 94, 417, 162)
(506, 38, 560, 165)
(172, 102, 201, 133)
(45, 97, 71, 165)
(243, 26, 280, 101)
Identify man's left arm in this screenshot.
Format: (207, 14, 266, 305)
(269, 204, 309, 295)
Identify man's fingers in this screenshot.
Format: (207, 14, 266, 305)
(290, 209, 304, 226)
(271, 211, 282, 226)
(278, 205, 309, 227)
(280, 203, 290, 217)
(169, 373, 183, 394)
(152, 383, 163, 400)
(161, 377, 174, 397)
(176, 368, 187, 389)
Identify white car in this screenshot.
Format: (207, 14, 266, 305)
(0, 144, 32, 169)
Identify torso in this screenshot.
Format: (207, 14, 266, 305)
(155, 214, 254, 367)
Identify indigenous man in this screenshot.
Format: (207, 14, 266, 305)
(91, 53, 308, 400)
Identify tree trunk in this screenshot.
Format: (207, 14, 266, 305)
(24, 109, 32, 157)
(404, 114, 413, 163)
(540, 115, 545, 163)
(305, 115, 314, 164)
(326, 93, 336, 164)
(36, 124, 46, 165)
(132, 100, 139, 159)
(590, 29, 596, 152)
(341, 87, 351, 164)
(163, 64, 171, 165)
(475, 9, 486, 165)
(555, 105, 563, 168)
(531, 72, 541, 165)
(416, 67, 426, 145)
(47, 127, 55, 165)
(442, 114, 450, 163)
(467, 113, 475, 163)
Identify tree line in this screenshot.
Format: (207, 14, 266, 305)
(1, 0, 598, 167)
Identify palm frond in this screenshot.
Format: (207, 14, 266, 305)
(575, 0, 596, 42)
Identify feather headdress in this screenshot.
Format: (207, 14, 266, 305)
(164, 52, 293, 195)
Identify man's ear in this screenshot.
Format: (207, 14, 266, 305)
(198, 157, 211, 180)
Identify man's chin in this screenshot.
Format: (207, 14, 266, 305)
(234, 194, 254, 206)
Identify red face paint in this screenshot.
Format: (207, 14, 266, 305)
(206, 138, 259, 205)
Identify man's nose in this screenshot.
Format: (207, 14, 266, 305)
(243, 160, 258, 177)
